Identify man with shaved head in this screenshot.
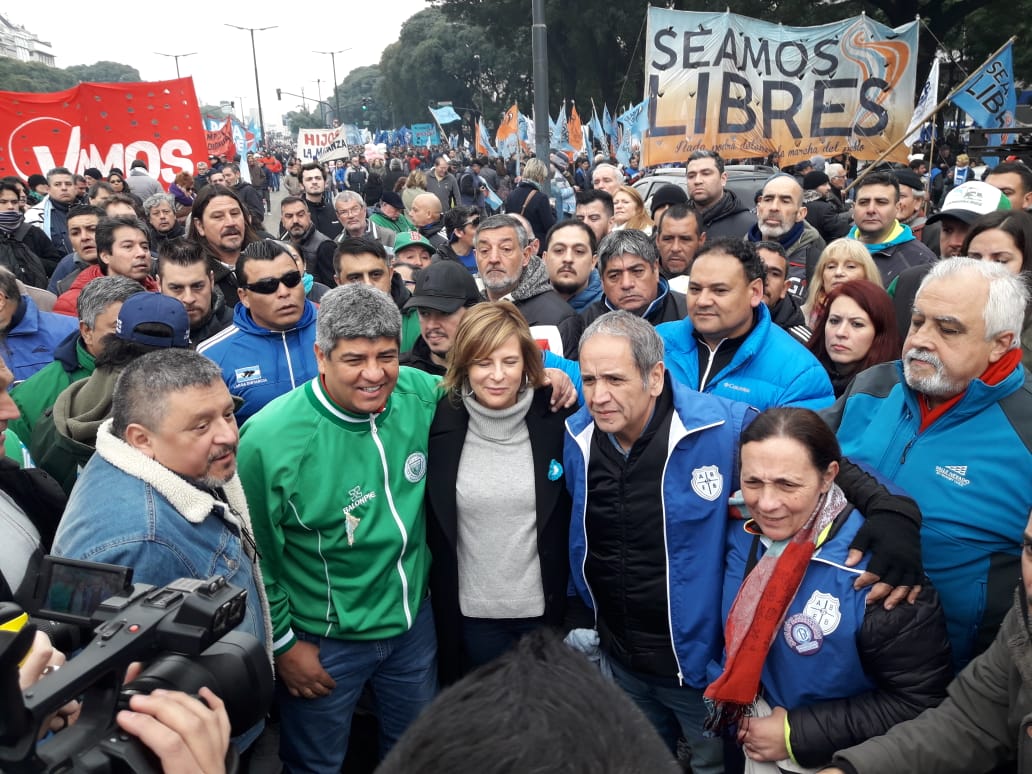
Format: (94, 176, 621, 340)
(408, 192, 448, 250)
(746, 174, 826, 299)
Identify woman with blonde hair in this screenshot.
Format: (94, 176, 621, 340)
(802, 239, 881, 326)
(611, 185, 654, 235)
(504, 158, 556, 249)
(426, 301, 575, 684)
(402, 168, 428, 211)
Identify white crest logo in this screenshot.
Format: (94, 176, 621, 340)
(404, 452, 427, 483)
(803, 590, 841, 635)
(691, 465, 723, 501)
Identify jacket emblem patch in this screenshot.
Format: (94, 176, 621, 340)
(547, 459, 563, 481)
(404, 451, 427, 483)
(690, 465, 723, 501)
(804, 590, 841, 635)
(234, 364, 265, 386)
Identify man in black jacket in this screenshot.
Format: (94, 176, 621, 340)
(222, 163, 264, 226)
(685, 150, 753, 240)
(559, 229, 686, 359)
(157, 240, 234, 344)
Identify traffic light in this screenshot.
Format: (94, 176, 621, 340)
(276, 88, 281, 100)
(361, 97, 368, 111)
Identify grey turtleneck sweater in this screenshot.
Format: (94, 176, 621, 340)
(456, 388, 544, 619)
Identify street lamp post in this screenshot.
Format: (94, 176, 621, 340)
(226, 24, 276, 149)
(154, 51, 196, 79)
(314, 48, 351, 125)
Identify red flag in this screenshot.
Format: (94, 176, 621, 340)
(0, 77, 208, 185)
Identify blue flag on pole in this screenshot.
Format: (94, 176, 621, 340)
(950, 42, 1017, 149)
(429, 105, 462, 125)
(550, 104, 569, 151)
(588, 107, 604, 147)
(602, 105, 616, 153)
(615, 99, 649, 167)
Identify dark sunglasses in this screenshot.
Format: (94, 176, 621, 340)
(242, 270, 303, 295)
(463, 218, 480, 229)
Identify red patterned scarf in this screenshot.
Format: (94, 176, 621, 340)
(705, 484, 848, 734)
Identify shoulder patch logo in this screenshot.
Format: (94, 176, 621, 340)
(404, 451, 427, 483)
(234, 364, 265, 386)
(803, 590, 842, 636)
(691, 465, 723, 501)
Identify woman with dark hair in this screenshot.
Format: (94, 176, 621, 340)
(806, 280, 901, 397)
(107, 171, 127, 193)
(708, 407, 952, 773)
(963, 209, 1032, 368)
(425, 301, 574, 685)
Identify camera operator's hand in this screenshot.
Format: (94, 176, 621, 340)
(116, 687, 230, 774)
(19, 631, 82, 734)
(275, 640, 335, 699)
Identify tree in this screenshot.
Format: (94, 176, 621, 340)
(332, 65, 386, 127)
(378, 8, 527, 127)
(64, 61, 141, 83)
(283, 107, 321, 135)
(0, 58, 74, 93)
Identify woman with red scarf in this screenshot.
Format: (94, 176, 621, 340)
(708, 408, 953, 772)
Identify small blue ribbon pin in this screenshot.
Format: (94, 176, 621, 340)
(548, 459, 563, 481)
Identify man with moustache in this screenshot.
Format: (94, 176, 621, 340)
(654, 204, 706, 284)
(188, 185, 259, 303)
(51, 348, 271, 750)
(559, 229, 685, 359)
(543, 220, 602, 312)
(280, 196, 335, 286)
(822, 258, 1032, 672)
(746, 174, 825, 298)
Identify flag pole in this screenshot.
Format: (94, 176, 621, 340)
(845, 35, 1016, 193)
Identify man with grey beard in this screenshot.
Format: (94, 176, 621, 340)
(821, 257, 1032, 674)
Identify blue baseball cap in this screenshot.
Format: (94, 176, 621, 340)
(114, 292, 192, 349)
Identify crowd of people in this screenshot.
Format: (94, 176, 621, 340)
(0, 136, 1030, 774)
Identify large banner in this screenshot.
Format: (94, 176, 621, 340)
(0, 78, 207, 185)
(643, 10, 919, 165)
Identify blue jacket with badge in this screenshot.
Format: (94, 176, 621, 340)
(720, 505, 952, 768)
(821, 360, 1032, 671)
(657, 302, 833, 411)
(565, 376, 755, 688)
(198, 300, 318, 423)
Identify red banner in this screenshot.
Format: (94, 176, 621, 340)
(0, 77, 207, 186)
(205, 117, 236, 159)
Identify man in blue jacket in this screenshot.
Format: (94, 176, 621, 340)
(198, 239, 317, 423)
(657, 237, 833, 411)
(566, 310, 756, 774)
(821, 257, 1032, 672)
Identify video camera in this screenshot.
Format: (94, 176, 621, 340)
(0, 557, 273, 773)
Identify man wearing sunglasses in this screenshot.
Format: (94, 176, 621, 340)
(198, 239, 318, 423)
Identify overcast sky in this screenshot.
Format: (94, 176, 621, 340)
(8, 1, 428, 129)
